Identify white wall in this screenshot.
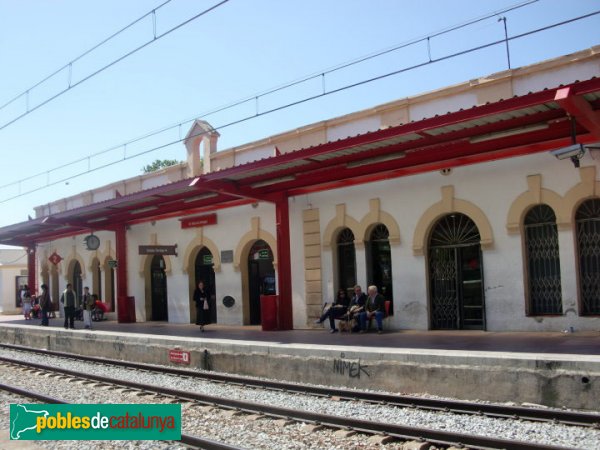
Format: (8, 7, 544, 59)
(32, 150, 599, 332)
(127, 201, 276, 324)
(289, 151, 599, 332)
(0, 262, 26, 313)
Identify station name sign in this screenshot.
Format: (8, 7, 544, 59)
(138, 245, 178, 256)
(180, 213, 217, 229)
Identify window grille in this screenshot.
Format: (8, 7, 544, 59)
(524, 204, 562, 315)
(337, 228, 356, 292)
(576, 199, 600, 315)
(367, 224, 393, 310)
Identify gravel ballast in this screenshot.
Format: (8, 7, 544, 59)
(1, 347, 599, 449)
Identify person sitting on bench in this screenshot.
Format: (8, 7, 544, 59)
(344, 285, 367, 332)
(315, 289, 350, 333)
(359, 285, 385, 334)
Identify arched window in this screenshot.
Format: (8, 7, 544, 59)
(366, 224, 393, 312)
(576, 199, 600, 315)
(337, 228, 356, 292)
(428, 213, 485, 330)
(524, 204, 562, 315)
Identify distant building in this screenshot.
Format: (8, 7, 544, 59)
(0, 248, 28, 314)
(0, 46, 598, 331)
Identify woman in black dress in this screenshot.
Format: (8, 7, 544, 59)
(193, 280, 210, 332)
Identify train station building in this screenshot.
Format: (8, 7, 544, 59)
(0, 46, 598, 332)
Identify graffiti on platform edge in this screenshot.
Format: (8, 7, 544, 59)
(332, 356, 370, 379)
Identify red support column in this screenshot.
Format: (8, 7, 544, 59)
(115, 223, 135, 323)
(27, 245, 36, 295)
(275, 195, 293, 330)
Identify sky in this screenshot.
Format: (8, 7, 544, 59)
(0, 0, 598, 234)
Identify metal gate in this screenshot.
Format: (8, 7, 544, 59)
(524, 205, 562, 315)
(151, 255, 168, 321)
(428, 214, 485, 330)
(576, 199, 600, 315)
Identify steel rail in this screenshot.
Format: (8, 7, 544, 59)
(0, 355, 574, 450)
(0, 382, 248, 450)
(1, 343, 598, 428)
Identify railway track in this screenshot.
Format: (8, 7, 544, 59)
(0, 382, 247, 450)
(0, 346, 591, 450)
(1, 342, 598, 428)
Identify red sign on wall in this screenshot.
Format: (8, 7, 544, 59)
(48, 252, 63, 266)
(169, 349, 190, 365)
(180, 213, 217, 229)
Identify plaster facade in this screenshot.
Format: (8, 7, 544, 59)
(0, 249, 27, 314)
(19, 46, 600, 331)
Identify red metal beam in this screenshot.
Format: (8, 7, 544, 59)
(274, 194, 293, 330)
(235, 109, 565, 188)
(288, 132, 595, 196)
(27, 246, 36, 295)
(115, 224, 134, 323)
(262, 118, 572, 194)
(555, 86, 600, 138)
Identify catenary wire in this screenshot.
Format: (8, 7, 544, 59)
(0, 0, 230, 132)
(0, 9, 596, 205)
(0, 0, 173, 112)
(0, 0, 540, 192)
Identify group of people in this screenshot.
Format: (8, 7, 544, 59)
(60, 284, 97, 330)
(315, 285, 386, 334)
(20, 284, 55, 323)
(20, 283, 99, 329)
(20, 284, 55, 324)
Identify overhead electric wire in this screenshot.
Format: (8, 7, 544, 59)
(0, 0, 172, 113)
(1, 8, 597, 206)
(0, 0, 542, 194)
(0, 0, 230, 132)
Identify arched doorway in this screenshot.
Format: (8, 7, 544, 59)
(150, 255, 168, 321)
(428, 213, 485, 330)
(336, 228, 356, 293)
(104, 263, 115, 312)
(247, 240, 275, 325)
(71, 261, 83, 301)
(576, 198, 600, 315)
(366, 224, 393, 312)
(195, 247, 217, 323)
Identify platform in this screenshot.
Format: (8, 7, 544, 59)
(1, 315, 599, 410)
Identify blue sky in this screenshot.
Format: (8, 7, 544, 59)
(0, 0, 598, 232)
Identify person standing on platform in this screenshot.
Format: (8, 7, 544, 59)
(193, 280, 210, 332)
(22, 291, 32, 320)
(60, 284, 78, 329)
(39, 284, 51, 326)
(82, 287, 94, 330)
(359, 285, 385, 334)
(315, 289, 350, 333)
